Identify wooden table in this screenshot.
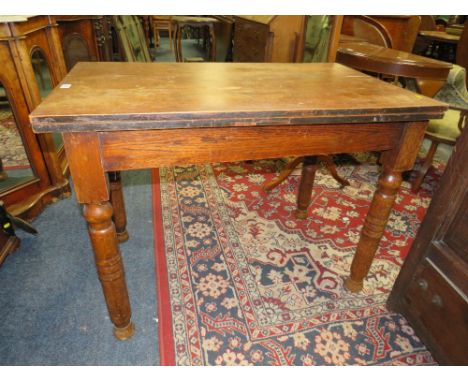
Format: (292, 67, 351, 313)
(418, 30, 461, 45)
(337, 40, 452, 81)
(30, 62, 446, 340)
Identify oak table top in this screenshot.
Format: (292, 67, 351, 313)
(29, 62, 447, 342)
(31, 62, 445, 132)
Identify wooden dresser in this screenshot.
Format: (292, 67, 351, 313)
(387, 126, 468, 365)
(232, 16, 306, 62)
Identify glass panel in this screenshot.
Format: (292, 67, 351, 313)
(0, 82, 35, 194)
(31, 48, 63, 150)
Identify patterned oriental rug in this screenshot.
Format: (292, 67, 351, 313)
(0, 109, 30, 168)
(152, 155, 443, 366)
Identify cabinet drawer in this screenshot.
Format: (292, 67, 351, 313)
(402, 259, 468, 364)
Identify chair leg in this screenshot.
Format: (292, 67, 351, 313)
(168, 24, 173, 52)
(262, 157, 304, 192)
(411, 140, 439, 193)
(318, 155, 350, 188)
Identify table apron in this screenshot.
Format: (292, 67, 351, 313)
(98, 122, 404, 171)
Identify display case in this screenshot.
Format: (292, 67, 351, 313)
(0, 16, 70, 219)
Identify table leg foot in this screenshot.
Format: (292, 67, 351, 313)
(114, 321, 135, 341)
(344, 277, 363, 293)
(117, 230, 130, 243)
(295, 209, 308, 220)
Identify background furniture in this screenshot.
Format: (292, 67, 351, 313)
(263, 16, 350, 201)
(0, 16, 70, 219)
(53, 16, 113, 70)
(111, 16, 152, 63)
(0, 201, 20, 267)
(336, 40, 452, 97)
(151, 16, 174, 51)
(387, 124, 468, 365)
(350, 15, 393, 48)
(211, 16, 234, 62)
(411, 65, 468, 192)
(455, 20, 468, 86)
(232, 16, 306, 62)
(302, 15, 343, 62)
(172, 16, 219, 62)
(343, 15, 421, 52)
(368, 15, 421, 52)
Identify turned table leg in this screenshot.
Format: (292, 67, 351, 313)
(83, 202, 134, 340)
(344, 169, 402, 292)
(345, 122, 427, 292)
(296, 156, 319, 219)
(109, 171, 129, 243)
(63, 132, 135, 340)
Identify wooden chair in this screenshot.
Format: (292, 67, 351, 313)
(151, 16, 174, 51)
(172, 16, 218, 62)
(352, 15, 393, 48)
(412, 64, 468, 192)
(262, 16, 350, 218)
(107, 16, 153, 242)
(420, 15, 437, 31)
(112, 16, 152, 63)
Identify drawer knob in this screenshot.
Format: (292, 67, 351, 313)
(432, 294, 444, 308)
(417, 278, 428, 290)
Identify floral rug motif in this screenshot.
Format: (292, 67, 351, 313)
(0, 109, 30, 168)
(153, 155, 443, 366)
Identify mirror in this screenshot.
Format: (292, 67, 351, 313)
(0, 82, 35, 194)
(31, 48, 63, 151)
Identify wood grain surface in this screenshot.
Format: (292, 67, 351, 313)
(30, 62, 446, 132)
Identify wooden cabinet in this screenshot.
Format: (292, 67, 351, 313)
(233, 16, 306, 62)
(387, 126, 468, 365)
(0, 16, 70, 219)
(52, 16, 113, 70)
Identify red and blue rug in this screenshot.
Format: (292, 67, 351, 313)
(152, 155, 442, 365)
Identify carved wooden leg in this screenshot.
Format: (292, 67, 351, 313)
(411, 140, 438, 193)
(344, 169, 402, 292)
(63, 132, 135, 340)
(109, 171, 129, 243)
(318, 155, 350, 188)
(83, 202, 134, 340)
(262, 157, 304, 192)
(345, 122, 427, 292)
(296, 156, 319, 219)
